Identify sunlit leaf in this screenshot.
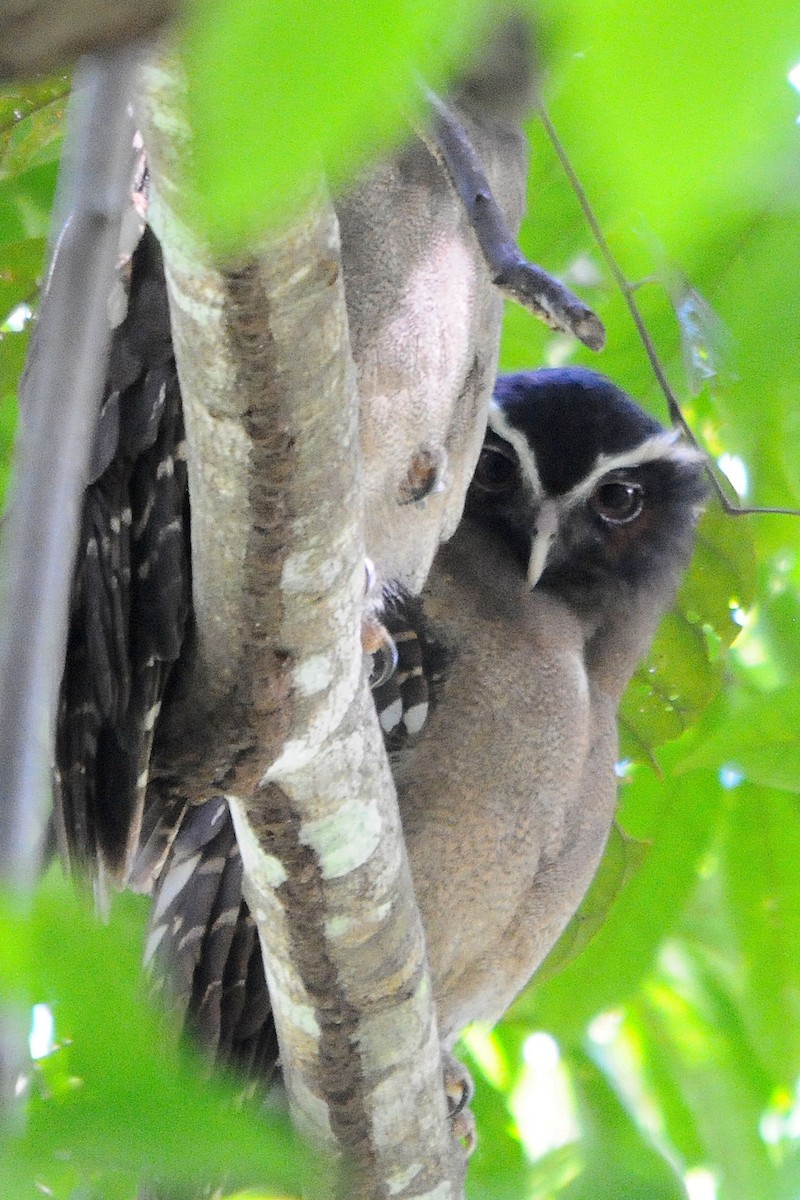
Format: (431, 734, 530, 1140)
(641, 948, 783, 1200)
(559, 1049, 689, 1199)
(625, 998, 707, 1169)
(678, 684, 800, 791)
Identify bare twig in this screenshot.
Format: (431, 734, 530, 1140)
(537, 102, 800, 519)
(421, 86, 606, 352)
(0, 46, 140, 888)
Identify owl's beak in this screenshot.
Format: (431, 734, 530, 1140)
(527, 499, 559, 588)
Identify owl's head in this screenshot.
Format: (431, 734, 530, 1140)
(467, 367, 708, 616)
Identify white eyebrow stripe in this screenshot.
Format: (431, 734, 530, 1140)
(487, 406, 703, 509)
(488, 399, 544, 498)
(561, 431, 704, 508)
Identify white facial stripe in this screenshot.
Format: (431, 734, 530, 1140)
(562, 431, 703, 509)
(527, 499, 559, 588)
(488, 399, 544, 498)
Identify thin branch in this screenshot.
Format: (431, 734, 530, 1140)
(0, 46, 140, 888)
(537, 102, 800, 519)
(420, 86, 605, 352)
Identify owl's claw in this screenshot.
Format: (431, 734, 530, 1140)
(361, 558, 399, 688)
(450, 1107, 477, 1155)
(362, 616, 398, 688)
(443, 1052, 477, 1155)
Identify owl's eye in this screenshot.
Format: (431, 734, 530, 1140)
(473, 445, 518, 494)
(589, 477, 644, 524)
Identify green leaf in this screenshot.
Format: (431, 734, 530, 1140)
(752, 587, 800, 687)
(535, 0, 800, 256)
(0, 77, 70, 149)
(0, 78, 68, 174)
(0, 161, 59, 245)
(620, 608, 719, 767)
(640, 949, 782, 1200)
(625, 997, 707, 1168)
(0, 237, 46, 322)
(559, 1049, 689, 1200)
(776, 1145, 800, 1200)
(716, 783, 800, 1082)
(0, 331, 25, 510)
(684, 503, 757, 638)
(679, 685, 800, 791)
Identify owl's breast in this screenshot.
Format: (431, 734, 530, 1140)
(395, 519, 618, 1044)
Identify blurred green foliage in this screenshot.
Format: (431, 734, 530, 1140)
(182, 0, 487, 246)
(0, 876, 301, 1200)
(0, 78, 65, 505)
(1, 1, 799, 1198)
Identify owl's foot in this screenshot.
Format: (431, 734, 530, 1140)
(361, 559, 398, 688)
(443, 1052, 477, 1155)
(362, 616, 398, 687)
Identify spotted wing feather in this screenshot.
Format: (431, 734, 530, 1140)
(54, 227, 188, 883)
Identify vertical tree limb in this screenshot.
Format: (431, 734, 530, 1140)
(0, 42, 140, 1124)
(0, 47, 140, 887)
(140, 58, 463, 1200)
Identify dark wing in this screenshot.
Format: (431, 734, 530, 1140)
(54, 225, 189, 884)
(53, 219, 278, 1077)
(140, 793, 278, 1079)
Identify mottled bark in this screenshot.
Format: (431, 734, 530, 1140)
(140, 58, 463, 1200)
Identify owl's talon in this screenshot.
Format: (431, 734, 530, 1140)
(362, 617, 398, 688)
(444, 1054, 473, 1112)
(450, 1106, 477, 1155)
(443, 1053, 477, 1154)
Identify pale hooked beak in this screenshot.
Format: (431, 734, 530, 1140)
(527, 499, 559, 588)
